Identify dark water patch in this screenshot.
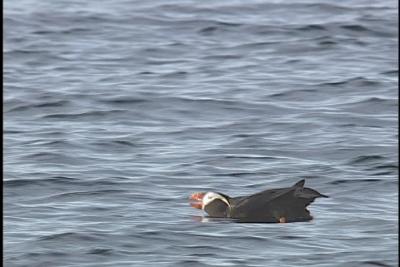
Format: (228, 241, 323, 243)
(98, 97, 148, 105)
(318, 40, 337, 46)
(214, 172, 259, 178)
(239, 235, 270, 241)
(348, 155, 387, 165)
(352, 97, 395, 105)
(341, 24, 369, 32)
(370, 171, 395, 176)
(38, 232, 100, 242)
(232, 41, 278, 50)
(145, 59, 188, 65)
(180, 244, 232, 251)
(4, 176, 79, 187)
(337, 97, 397, 115)
(280, 235, 306, 240)
(89, 140, 140, 151)
(42, 140, 77, 147)
(318, 77, 381, 87)
(329, 179, 382, 185)
(297, 24, 327, 31)
(42, 110, 126, 120)
(197, 21, 243, 35)
(7, 100, 70, 112)
(87, 248, 114, 255)
(111, 140, 137, 147)
(45, 189, 128, 200)
(161, 71, 188, 78)
(24, 251, 69, 259)
(32, 100, 70, 108)
(4, 130, 25, 134)
(32, 27, 91, 36)
(366, 164, 398, 171)
(6, 49, 49, 55)
(362, 261, 393, 267)
(21, 152, 87, 165)
(223, 155, 278, 160)
(203, 54, 243, 60)
(303, 3, 352, 12)
(198, 26, 218, 34)
(188, 253, 221, 259)
(138, 71, 155, 75)
(268, 89, 318, 99)
(380, 70, 398, 76)
(175, 260, 213, 267)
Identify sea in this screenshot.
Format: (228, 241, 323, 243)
(4, 0, 398, 266)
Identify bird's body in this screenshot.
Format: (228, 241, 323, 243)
(189, 179, 328, 223)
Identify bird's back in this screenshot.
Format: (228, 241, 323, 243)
(229, 179, 327, 223)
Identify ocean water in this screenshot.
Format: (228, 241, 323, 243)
(4, 0, 398, 266)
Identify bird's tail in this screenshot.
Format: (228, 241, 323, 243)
(293, 179, 329, 198)
(293, 179, 305, 188)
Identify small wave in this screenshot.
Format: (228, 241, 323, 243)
(175, 260, 212, 266)
(366, 164, 398, 171)
(112, 140, 137, 147)
(349, 155, 387, 165)
(25, 251, 68, 258)
(318, 77, 380, 87)
(98, 97, 148, 105)
(341, 24, 369, 32)
(223, 155, 277, 160)
(214, 172, 256, 177)
(197, 21, 242, 35)
(363, 163, 399, 176)
(319, 40, 337, 46)
(87, 248, 114, 255)
(42, 110, 125, 119)
(189, 253, 219, 257)
(362, 261, 393, 267)
(145, 59, 188, 65)
(296, 24, 327, 31)
(4, 176, 79, 187)
(22, 151, 84, 164)
(371, 171, 396, 176)
(138, 71, 154, 75)
(7, 100, 70, 112)
(202, 54, 242, 60)
(4, 130, 24, 134)
(233, 41, 277, 50)
(32, 27, 90, 36)
(354, 97, 395, 105)
(280, 235, 306, 240)
(39, 232, 99, 242)
(45, 189, 128, 200)
(198, 26, 218, 34)
(268, 89, 317, 99)
(161, 71, 188, 78)
(380, 70, 398, 76)
(329, 179, 382, 185)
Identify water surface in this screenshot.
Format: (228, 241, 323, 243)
(4, 0, 398, 266)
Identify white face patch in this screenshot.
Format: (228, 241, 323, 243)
(202, 192, 230, 209)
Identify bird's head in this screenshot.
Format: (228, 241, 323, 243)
(189, 192, 231, 217)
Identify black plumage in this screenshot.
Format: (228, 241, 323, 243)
(190, 179, 328, 223)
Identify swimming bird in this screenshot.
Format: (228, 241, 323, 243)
(189, 179, 328, 223)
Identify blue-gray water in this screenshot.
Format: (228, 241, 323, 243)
(4, 0, 398, 266)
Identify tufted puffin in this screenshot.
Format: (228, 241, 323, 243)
(189, 179, 328, 223)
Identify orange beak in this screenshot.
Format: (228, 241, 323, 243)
(189, 192, 205, 209)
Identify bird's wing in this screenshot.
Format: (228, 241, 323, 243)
(232, 179, 304, 208)
(230, 180, 325, 220)
(232, 186, 296, 213)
